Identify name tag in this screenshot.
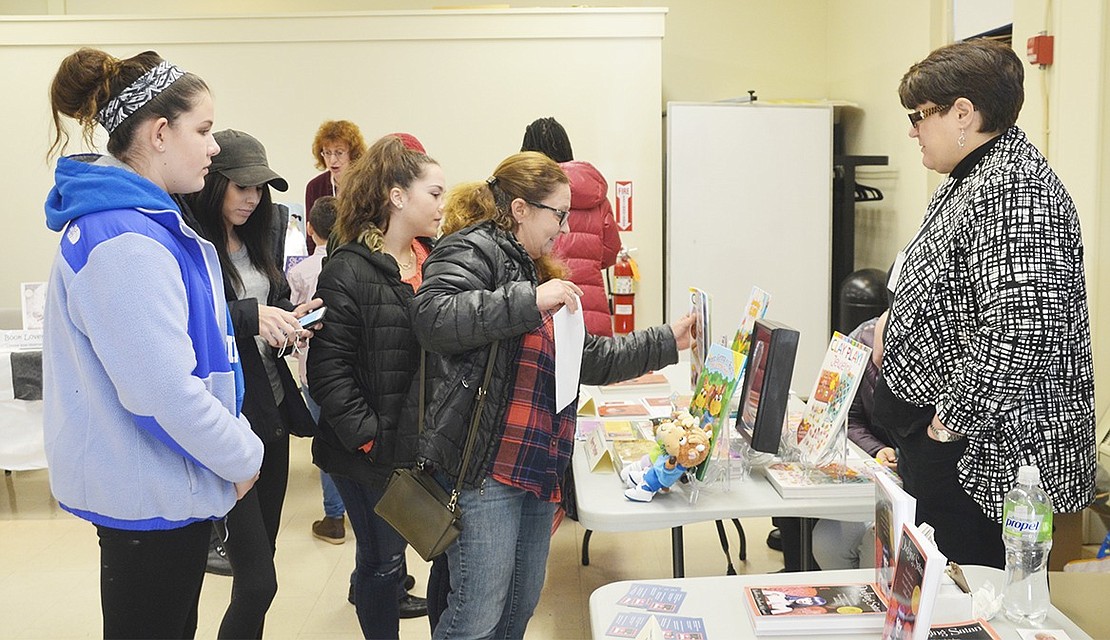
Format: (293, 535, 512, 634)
(887, 250, 907, 294)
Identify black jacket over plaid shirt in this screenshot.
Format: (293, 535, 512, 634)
(882, 126, 1095, 522)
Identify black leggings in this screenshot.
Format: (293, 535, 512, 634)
(96, 520, 210, 639)
(218, 434, 290, 639)
(892, 427, 1005, 568)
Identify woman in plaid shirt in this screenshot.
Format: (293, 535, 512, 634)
(874, 38, 1095, 568)
(411, 152, 694, 639)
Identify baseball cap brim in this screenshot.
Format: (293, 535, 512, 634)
(219, 165, 289, 192)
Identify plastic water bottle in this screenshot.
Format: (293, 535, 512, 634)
(1002, 465, 1053, 624)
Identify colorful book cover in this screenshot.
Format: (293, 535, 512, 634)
(730, 286, 771, 355)
(882, 523, 948, 640)
(688, 287, 712, 387)
(602, 420, 640, 441)
(745, 583, 887, 635)
(794, 332, 872, 465)
(603, 372, 670, 389)
(875, 471, 917, 603)
(612, 439, 659, 470)
(687, 342, 746, 480)
(928, 619, 1001, 639)
(763, 461, 874, 499)
(599, 401, 651, 418)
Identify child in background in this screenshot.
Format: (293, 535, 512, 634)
(287, 196, 345, 543)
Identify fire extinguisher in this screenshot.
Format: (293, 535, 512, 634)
(612, 248, 638, 335)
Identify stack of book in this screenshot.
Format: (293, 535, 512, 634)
(743, 582, 887, 635)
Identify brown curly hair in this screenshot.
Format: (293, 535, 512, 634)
(441, 151, 569, 282)
(333, 135, 437, 248)
(311, 120, 367, 171)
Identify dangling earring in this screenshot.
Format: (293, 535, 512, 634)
(957, 129, 966, 149)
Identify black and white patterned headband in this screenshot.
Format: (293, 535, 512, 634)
(96, 60, 186, 135)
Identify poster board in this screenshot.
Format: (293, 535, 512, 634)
(666, 102, 832, 390)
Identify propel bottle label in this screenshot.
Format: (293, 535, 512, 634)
(1003, 505, 1053, 543)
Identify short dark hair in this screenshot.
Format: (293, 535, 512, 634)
(898, 38, 1024, 134)
(308, 196, 337, 240)
(521, 117, 574, 163)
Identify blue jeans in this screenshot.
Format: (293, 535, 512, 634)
(433, 477, 556, 640)
(332, 475, 407, 639)
(303, 387, 345, 518)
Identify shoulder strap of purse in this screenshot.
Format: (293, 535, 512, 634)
(450, 341, 498, 510)
(417, 342, 499, 512)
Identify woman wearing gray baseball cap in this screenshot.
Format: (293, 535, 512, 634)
(183, 129, 320, 639)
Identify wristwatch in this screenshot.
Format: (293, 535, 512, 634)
(928, 423, 964, 442)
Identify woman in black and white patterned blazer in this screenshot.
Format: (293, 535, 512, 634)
(873, 38, 1095, 568)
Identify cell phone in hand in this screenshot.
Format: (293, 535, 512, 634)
(298, 306, 327, 329)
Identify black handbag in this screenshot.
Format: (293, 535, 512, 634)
(375, 342, 498, 561)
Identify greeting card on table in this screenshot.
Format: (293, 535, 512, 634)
(605, 611, 651, 638)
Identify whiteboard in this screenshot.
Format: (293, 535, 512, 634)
(666, 102, 833, 389)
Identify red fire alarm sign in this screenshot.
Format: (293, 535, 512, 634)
(1027, 34, 1054, 66)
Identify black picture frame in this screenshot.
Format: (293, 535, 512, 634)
(736, 318, 800, 454)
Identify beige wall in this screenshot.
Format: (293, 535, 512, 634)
(0, 8, 668, 324)
(4, 2, 1110, 444)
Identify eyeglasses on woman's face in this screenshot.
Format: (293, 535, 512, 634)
(525, 199, 570, 226)
(907, 104, 949, 129)
(320, 148, 348, 160)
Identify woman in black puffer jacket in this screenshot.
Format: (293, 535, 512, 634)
(307, 135, 445, 639)
(411, 151, 695, 640)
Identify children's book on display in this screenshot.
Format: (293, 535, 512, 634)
(790, 332, 871, 465)
(881, 523, 948, 640)
(875, 471, 918, 602)
(762, 460, 875, 499)
(744, 582, 888, 636)
(687, 342, 746, 481)
(688, 287, 712, 388)
(730, 286, 771, 355)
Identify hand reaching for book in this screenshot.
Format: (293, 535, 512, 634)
(671, 313, 695, 350)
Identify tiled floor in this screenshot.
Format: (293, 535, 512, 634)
(0, 437, 785, 639)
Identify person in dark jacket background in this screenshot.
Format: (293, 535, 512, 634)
(411, 151, 694, 639)
(811, 313, 897, 570)
(183, 129, 318, 639)
(307, 134, 444, 638)
(521, 116, 622, 337)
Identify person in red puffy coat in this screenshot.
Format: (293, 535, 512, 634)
(522, 117, 622, 336)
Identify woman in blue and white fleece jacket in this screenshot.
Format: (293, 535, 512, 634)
(42, 47, 263, 638)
